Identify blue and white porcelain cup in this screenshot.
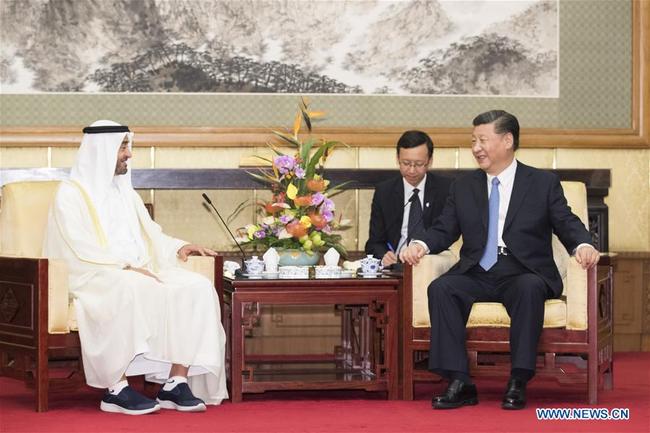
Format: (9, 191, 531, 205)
(244, 255, 264, 276)
(359, 255, 382, 274)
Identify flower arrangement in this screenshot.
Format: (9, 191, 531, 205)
(235, 99, 349, 257)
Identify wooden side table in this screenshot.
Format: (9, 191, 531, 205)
(222, 276, 400, 402)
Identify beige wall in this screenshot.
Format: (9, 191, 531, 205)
(2, 145, 648, 253)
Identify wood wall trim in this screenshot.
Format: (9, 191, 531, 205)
(1, 126, 647, 149)
(0, 2, 648, 150)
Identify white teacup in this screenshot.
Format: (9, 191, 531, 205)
(359, 254, 382, 274)
(244, 256, 264, 276)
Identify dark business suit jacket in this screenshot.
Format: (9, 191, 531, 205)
(365, 173, 452, 260)
(416, 162, 593, 297)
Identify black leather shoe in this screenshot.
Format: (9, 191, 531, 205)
(502, 378, 527, 410)
(432, 379, 478, 409)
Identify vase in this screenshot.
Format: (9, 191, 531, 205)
(277, 249, 321, 266)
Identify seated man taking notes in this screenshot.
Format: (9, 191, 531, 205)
(365, 130, 452, 267)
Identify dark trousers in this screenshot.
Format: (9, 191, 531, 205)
(427, 254, 552, 378)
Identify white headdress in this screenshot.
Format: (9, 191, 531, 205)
(70, 120, 136, 234)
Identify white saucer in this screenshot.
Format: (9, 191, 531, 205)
(242, 273, 263, 279)
(262, 271, 279, 279)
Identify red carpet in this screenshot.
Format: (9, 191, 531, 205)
(1, 353, 648, 433)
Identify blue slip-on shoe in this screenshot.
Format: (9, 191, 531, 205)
(100, 386, 160, 415)
(157, 382, 207, 412)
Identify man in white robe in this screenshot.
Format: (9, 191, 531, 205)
(43, 120, 228, 415)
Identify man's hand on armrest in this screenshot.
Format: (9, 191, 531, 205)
(399, 242, 426, 266)
(574, 244, 600, 270)
(177, 244, 218, 262)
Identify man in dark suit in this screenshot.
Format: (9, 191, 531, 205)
(365, 130, 451, 267)
(400, 110, 599, 410)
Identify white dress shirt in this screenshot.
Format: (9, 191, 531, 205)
(487, 158, 518, 248)
(396, 175, 427, 253)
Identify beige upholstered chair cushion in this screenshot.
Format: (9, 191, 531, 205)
(0, 181, 60, 257)
(466, 299, 567, 328)
(412, 181, 590, 331)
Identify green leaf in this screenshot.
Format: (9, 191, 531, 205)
(272, 131, 301, 148)
(325, 180, 355, 198)
(305, 141, 336, 180)
(246, 170, 280, 187)
(300, 104, 312, 132)
(300, 138, 316, 163)
(226, 199, 250, 224)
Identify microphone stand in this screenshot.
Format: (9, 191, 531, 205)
(202, 192, 247, 273)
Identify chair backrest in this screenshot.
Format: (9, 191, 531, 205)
(0, 181, 61, 257)
(553, 181, 589, 290)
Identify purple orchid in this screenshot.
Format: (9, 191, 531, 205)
(279, 214, 294, 224)
(322, 210, 334, 222)
(322, 198, 335, 212)
(254, 230, 266, 239)
(311, 192, 325, 206)
(294, 166, 306, 179)
(274, 155, 296, 175)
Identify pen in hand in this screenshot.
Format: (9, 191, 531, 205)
(385, 242, 401, 266)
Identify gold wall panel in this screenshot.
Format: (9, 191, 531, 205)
(358, 147, 458, 169)
(154, 189, 254, 250)
(358, 148, 398, 169)
(49, 147, 77, 168)
(323, 147, 357, 169)
(155, 147, 253, 168)
(556, 148, 650, 251)
(514, 148, 556, 169)
(432, 148, 460, 169)
(331, 189, 358, 252)
(358, 189, 375, 252)
(0, 147, 47, 168)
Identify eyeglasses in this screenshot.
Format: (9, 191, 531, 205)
(399, 160, 429, 169)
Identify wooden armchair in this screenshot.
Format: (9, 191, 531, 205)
(400, 181, 614, 404)
(0, 180, 222, 411)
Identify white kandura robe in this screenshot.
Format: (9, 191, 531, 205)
(43, 180, 228, 404)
